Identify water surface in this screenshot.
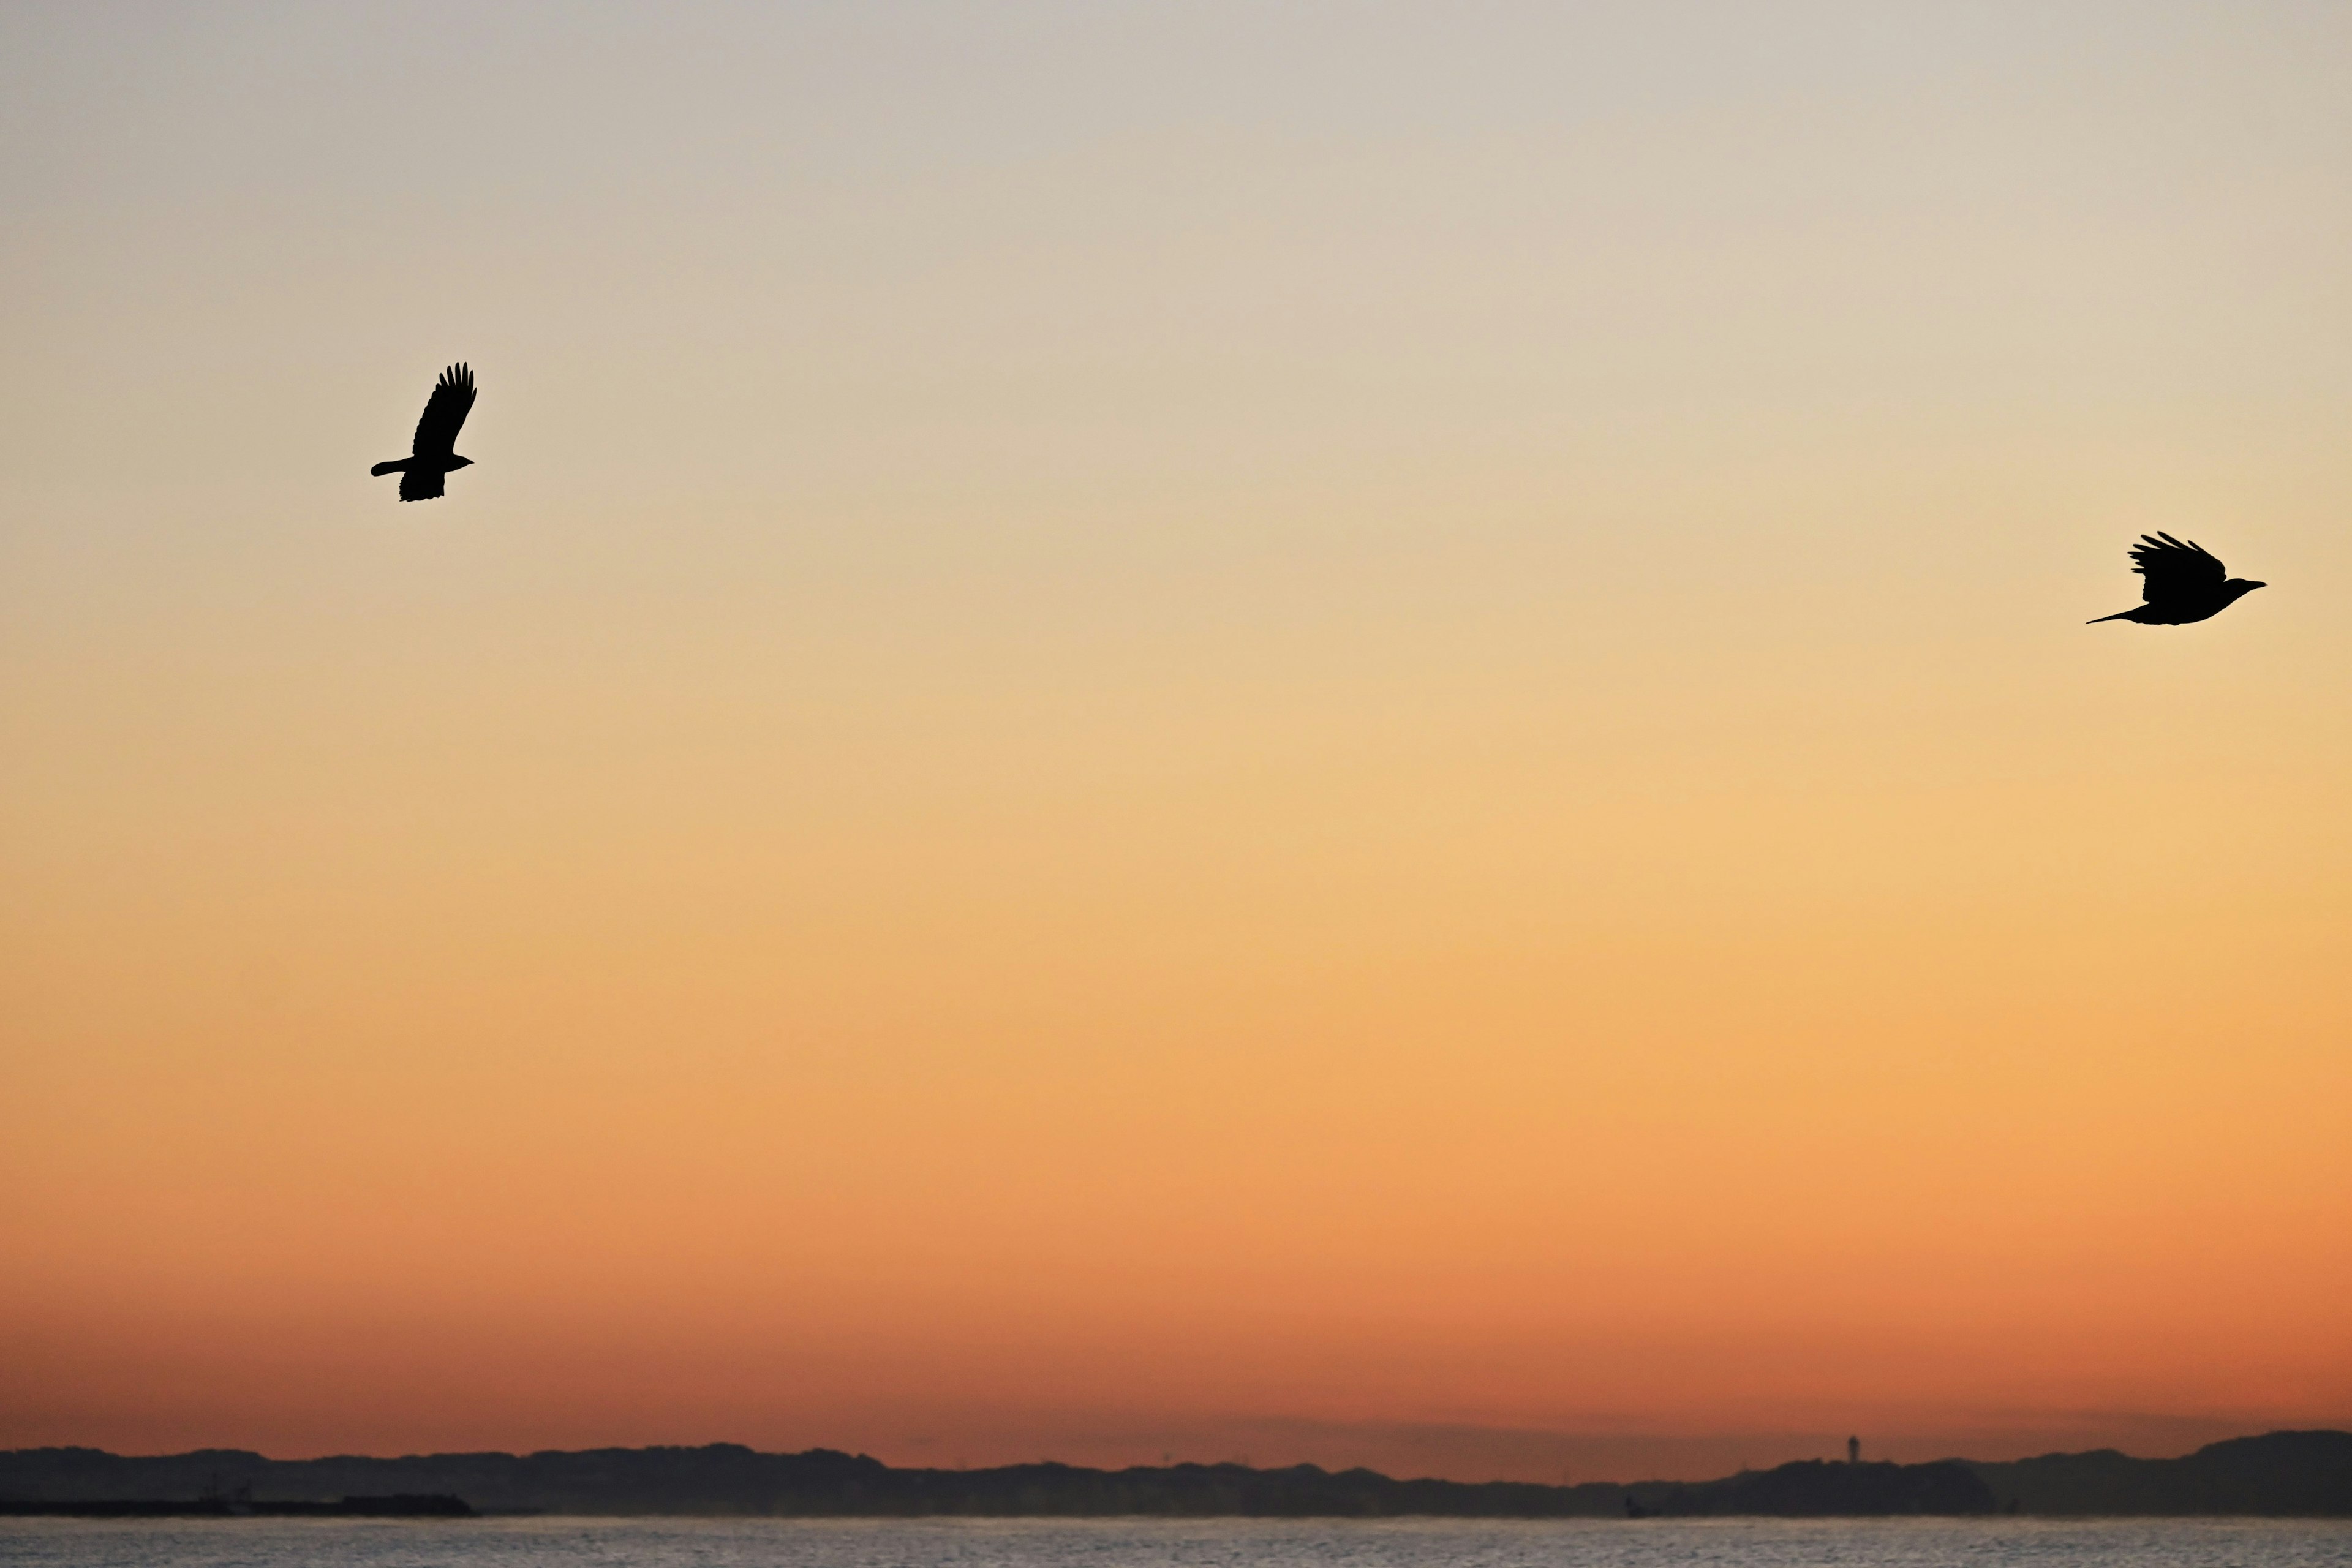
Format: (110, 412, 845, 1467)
(6, 1516, 2350, 1568)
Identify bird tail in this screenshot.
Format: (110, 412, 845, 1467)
(370, 459, 410, 476)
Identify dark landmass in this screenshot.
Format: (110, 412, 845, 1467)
(0, 1449, 1617, 1520)
(2, 1430, 2345, 1518)
(2, 1494, 469, 1518)
(1969, 1430, 2352, 1517)
(1625, 1458, 1995, 1517)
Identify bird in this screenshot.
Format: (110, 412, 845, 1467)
(370, 363, 477, 501)
(2088, 533, 2264, 625)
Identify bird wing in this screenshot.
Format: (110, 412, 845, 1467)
(410, 363, 476, 459)
(2130, 532, 2225, 604)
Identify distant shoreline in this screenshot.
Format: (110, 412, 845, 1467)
(4, 1431, 2346, 1519)
(2, 1495, 471, 1520)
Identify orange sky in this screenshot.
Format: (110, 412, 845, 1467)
(2, 2, 2349, 1482)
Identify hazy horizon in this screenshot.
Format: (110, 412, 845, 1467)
(4, 1, 2348, 1489)
(16, 1413, 2328, 1489)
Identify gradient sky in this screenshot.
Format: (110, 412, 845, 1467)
(3, 1, 2349, 1483)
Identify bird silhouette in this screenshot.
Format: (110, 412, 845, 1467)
(2088, 533, 2264, 625)
(370, 363, 477, 501)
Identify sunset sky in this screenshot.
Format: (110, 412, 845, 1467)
(4, 1, 2348, 1483)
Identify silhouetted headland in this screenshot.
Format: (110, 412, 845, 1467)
(4, 1431, 2345, 1518)
(1622, 1457, 1994, 1517)
(1, 1491, 470, 1518)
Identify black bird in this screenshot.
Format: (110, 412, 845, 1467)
(371, 363, 477, 501)
(2088, 533, 2264, 625)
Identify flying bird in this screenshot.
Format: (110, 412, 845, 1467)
(371, 363, 477, 501)
(2088, 533, 2264, 625)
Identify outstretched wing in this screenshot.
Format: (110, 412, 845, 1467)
(2131, 532, 2225, 605)
(411, 362, 476, 459)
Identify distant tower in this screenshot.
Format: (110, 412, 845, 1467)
(1847, 1436, 1860, 1464)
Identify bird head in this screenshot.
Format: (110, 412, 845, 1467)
(2225, 578, 2265, 598)
(450, 455, 474, 470)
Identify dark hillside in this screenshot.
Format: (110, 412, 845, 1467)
(1970, 1430, 2352, 1517)
(1628, 1458, 1994, 1517)
(6, 1431, 2347, 1517)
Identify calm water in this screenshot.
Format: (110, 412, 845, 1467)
(4, 1518, 2350, 1568)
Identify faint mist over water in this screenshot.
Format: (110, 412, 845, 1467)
(6, 1517, 2351, 1568)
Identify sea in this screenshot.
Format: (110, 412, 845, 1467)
(2, 1517, 2350, 1568)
